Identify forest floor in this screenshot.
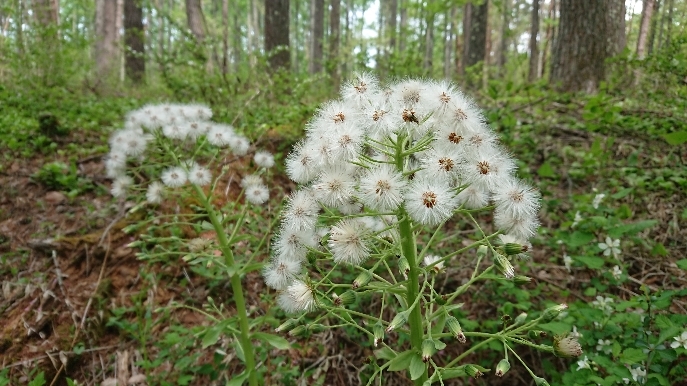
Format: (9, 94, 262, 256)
(1, 98, 686, 386)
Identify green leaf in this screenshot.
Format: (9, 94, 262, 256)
(662, 131, 687, 146)
(234, 335, 245, 362)
(253, 332, 290, 350)
(433, 366, 467, 381)
(227, 370, 250, 386)
(655, 314, 675, 330)
(568, 231, 594, 247)
(611, 188, 633, 199)
(647, 373, 671, 386)
(387, 350, 415, 372)
(608, 220, 657, 238)
(676, 259, 687, 270)
(651, 243, 668, 256)
(201, 326, 223, 349)
(619, 348, 646, 364)
(537, 162, 556, 178)
(374, 346, 397, 361)
(409, 353, 426, 380)
(538, 322, 572, 335)
(433, 339, 447, 350)
(29, 372, 46, 386)
(575, 255, 605, 269)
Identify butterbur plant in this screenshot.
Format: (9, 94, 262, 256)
(106, 103, 278, 385)
(265, 74, 580, 384)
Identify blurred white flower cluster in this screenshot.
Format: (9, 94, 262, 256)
(105, 103, 272, 204)
(264, 74, 541, 314)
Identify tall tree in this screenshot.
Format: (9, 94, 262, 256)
(185, 0, 206, 43)
(423, 1, 435, 72)
(33, 0, 59, 27)
(551, 0, 607, 92)
(309, 0, 324, 73)
(264, 0, 290, 70)
(648, 0, 661, 54)
(606, 0, 626, 57)
(329, 0, 341, 86)
(636, 0, 655, 59)
(498, 0, 511, 70)
(124, 0, 145, 82)
(463, 0, 488, 71)
(95, 0, 119, 79)
(529, 0, 540, 81)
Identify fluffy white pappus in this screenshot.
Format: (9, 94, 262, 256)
(188, 165, 212, 186)
(433, 92, 487, 133)
(111, 175, 133, 198)
(161, 166, 188, 188)
(273, 228, 316, 262)
(423, 254, 445, 271)
(184, 121, 209, 140)
(285, 141, 322, 184)
(456, 185, 490, 209)
(340, 72, 380, 106)
(494, 209, 540, 241)
(245, 184, 269, 205)
(390, 79, 426, 109)
(404, 178, 459, 227)
(328, 218, 371, 265)
(303, 135, 335, 169)
(241, 174, 264, 188)
(179, 104, 212, 121)
(123, 111, 146, 131)
(229, 135, 251, 156)
(277, 280, 317, 313)
(282, 190, 320, 231)
(253, 151, 275, 168)
(361, 102, 397, 141)
(120, 131, 149, 157)
(146, 181, 164, 204)
(308, 100, 360, 137)
(336, 197, 363, 215)
(162, 123, 189, 140)
(263, 256, 302, 290)
(327, 121, 366, 163)
(207, 124, 236, 147)
(105, 150, 127, 179)
(358, 164, 407, 212)
(492, 178, 541, 219)
(418, 80, 460, 115)
(312, 165, 357, 207)
(460, 146, 516, 192)
(419, 145, 463, 180)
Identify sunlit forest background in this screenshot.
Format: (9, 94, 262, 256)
(1, 0, 687, 385)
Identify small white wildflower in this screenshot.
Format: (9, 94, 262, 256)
(282, 190, 320, 231)
(277, 280, 317, 313)
(592, 296, 614, 314)
(340, 72, 380, 106)
(629, 367, 646, 383)
(162, 123, 189, 140)
(111, 175, 133, 198)
(563, 254, 573, 271)
(245, 184, 269, 205)
(671, 331, 687, 350)
(254, 151, 275, 168)
(312, 165, 356, 207)
(273, 228, 317, 262)
(493, 209, 540, 241)
(598, 236, 621, 257)
(357, 164, 407, 212)
(184, 121, 208, 140)
(576, 356, 591, 371)
(241, 174, 263, 188)
(146, 181, 164, 204)
(570, 326, 583, 339)
(263, 257, 302, 290)
(328, 219, 370, 265)
(492, 178, 541, 219)
(105, 150, 127, 178)
(456, 185, 490, 209)
(188, 165, 212, 186)
(207, 124, 235, 147)
(404, 178, 459, 227)
(161, 166, 188, 188)
(285, 141, 321, 184)
(229, 135, 251, 156)
(611, 265, 623, 280)
(592, 193, 605, 209)
(572, 211, 583, 228)
(423, 255, 444, 272)
(596, 339, 612, 354)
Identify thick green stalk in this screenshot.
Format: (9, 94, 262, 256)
(195, 186, 258, 386)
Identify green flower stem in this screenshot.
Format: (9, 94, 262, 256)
(445, 337, 496, 368)
(506, 344, 538, 379)
(426, 266, 494, 321)
(194, 185, 258, 386)
(398, 208, 427, 385)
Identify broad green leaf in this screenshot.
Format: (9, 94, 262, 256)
(676, 259, 687, 270)
(253, 332, 290, 350)
(608, 220, 657, 238)
(655, 314, 675, 330)
(611, 188, 633, 199)
(227, 370, 250, 386)
(433, 339, 447, 350)
(647, 373, 671, 386)
(619, 348, 646, 364)
(387, 350, 415, 372)
(537, 162, 556, 178)
(374, 346, 397, 361)
(568, 231, 594, 247)
(409, 353, 426, 380)
(28, 372, 46, 386)
(651, 243, 668, 256)
(575, 255, 605, 269)
(201, 326, 222, 349)
(433, 366, 467, 381)
(538, 322, 572, 335)
(662, 131, 687, 146)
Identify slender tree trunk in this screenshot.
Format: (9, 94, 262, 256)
(444, 6, 455, 79)
(222, 0, 228, 73)
(665, 0, 673, 47)
(529, 0, 540, 82)
(636, 0, 655, 59)
(124, 0, 145, 82)
(265, 0, 290, 70)
(95, 0, 119, 79)
(551, 0, 607, 93)
(233, 1, 241, 71)
(648, 0, 661, 54)
(186, 0, 206, 43)
(540, 0, 555, 79)
(463, 0, 488, 70)
(498, 0, 510, 70)
(329, 0, 341, 87)
(309, 0, 324, 73)
(399, 0, 407, 53)
(16, 0, 24, 55)
(606, 0, 626, 57)
(423, 2, 435, 73)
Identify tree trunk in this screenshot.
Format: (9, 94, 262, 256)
(95, 0, 119, 79)
(648, 0, 661, 55)
(329, 0, 340, 86)
(33, 0, 59, 27)
(665, 0, 673, 47)
(185, 0, 206, 43)
(636, 0, 654, 59)
(124, 0, 145, 82)
(222, 0, 228, 73)
(265, 0, 290, 70)
(498, 0, 510, 70)
(444, 6, 456, 79)
(606, 0, 626, 57)
(551, 0, 607, 93)
(399, 0, 407, 53)
(423, 2, 435, 73)
(309, 0, 324, 74)
(463, 0, 488, 70)
(529, 0, 540, 82)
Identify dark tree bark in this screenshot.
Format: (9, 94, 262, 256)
(423, 2, 435, 72)
(33, 0, 59, 27)
(265, 0, 290, 70)
(185, 0, 206, 43)
(648, 0, 661, 55)
(606, 0, 626, 57)
(463, 0, 488, 70)
(551, 0, 607, 93)
(498, 0, 510, 70)
(309, 0, 324, 73)
(124, 0, 145, 82)
(665, 0, 673, 47)
(636, 0, 655, 59)
(329, 0, 341, 86)
(529, 0, 540, 81)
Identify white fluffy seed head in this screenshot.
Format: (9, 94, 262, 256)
(358, 164, 407, 212)
(277, 280, 317, 313)
(254, 151, 275, 168)
(328, 219, 371, 265)
(161, 166, 188, 188)
(245, 184, 269, 205)
(229, 135, 251, 156)
(111, 175, 133, 198)
(146, 181, 164, 204)
(492, 178, 541, 219)
(207, 124, 235, 147)
(282, 190, 320, 231)
(263, 256, 302, 290)
(404, 178, 459, 227)
(188, 165, 212, 186)
(312, 165, 356, 207)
